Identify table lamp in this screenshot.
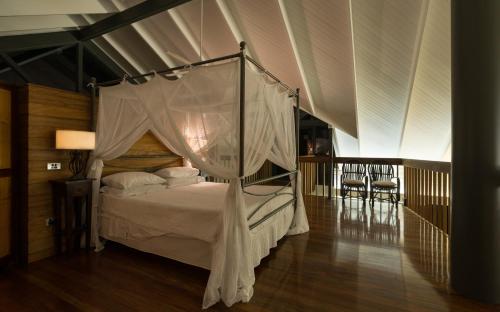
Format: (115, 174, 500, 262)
(56, 130, 95, 180)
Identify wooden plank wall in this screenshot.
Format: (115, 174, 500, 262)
(19, 85, 183, 262)
(0, 86, 11, 259)
(102, 131, 183, 177)
(21, 84, 91, 262)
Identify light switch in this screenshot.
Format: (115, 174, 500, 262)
(47, 162, 61, 170)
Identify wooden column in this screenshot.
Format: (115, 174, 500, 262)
(327, 126, 333, 199)
(451, 0, 500, 303)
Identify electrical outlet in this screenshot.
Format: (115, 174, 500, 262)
(47, 163, 61, 170)
(45, 217, 55, 227)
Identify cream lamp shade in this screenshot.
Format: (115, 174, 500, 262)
(55, 130, 95, 150)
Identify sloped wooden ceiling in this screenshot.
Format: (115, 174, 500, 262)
(0, 0, 451, 161)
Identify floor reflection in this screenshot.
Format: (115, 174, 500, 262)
(337, 198, 401, 246)
(3, 195, 490, 312)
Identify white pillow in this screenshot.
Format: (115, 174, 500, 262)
(101, 184, 166, 197)
(164, 176, 202, 188)
(102, 172, 166, 190)
(155, 167, 200, 178)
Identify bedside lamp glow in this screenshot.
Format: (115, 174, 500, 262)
(55, 130, 95, 180)
(56, 130, 95, 150)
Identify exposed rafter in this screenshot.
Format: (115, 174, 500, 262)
(0, 15, 90, 33)
(277, 0, 316, 115)
(214, 0, 256, 60)
(0, 52, 31, 82)
(82, 41, 126, 78)
(0, 31, 78, 53)
(80, 14, 147, 78)
(168, 8, 207, 61)
(398, 0, 430, 156)
(0, 0, 191, 54)
(78, 0, 191, 41)
(0, 45, 73, 75)
(349, 0, 361, 149)
(109, 0, 177, 69)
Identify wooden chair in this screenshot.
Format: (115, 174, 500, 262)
(368, 163, 400, 205)
(340, 161, 368, 202)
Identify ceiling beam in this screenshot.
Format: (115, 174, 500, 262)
(0, 0, 190, 55)
(80, 14, 147, 82)
(277, 0, 316, 115)
(397, 0, 431, 156)
(109, 0, 177, 69)
(0, 45, 73, 75)
(0, 52, 31, 82)
(215, 0, 257, 60)
(0, 31, 78, 53)
(82, 41, 126, 79)
(168, 8, 207, 61)
(78, 0, 191, 41)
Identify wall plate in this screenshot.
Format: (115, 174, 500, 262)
(47, 163, 61, 170)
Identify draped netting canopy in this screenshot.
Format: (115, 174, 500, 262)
(87, 59, 309, 308)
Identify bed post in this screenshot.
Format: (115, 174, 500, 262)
(239, 41, 246, 183)
(90, 77, 97, 131)
(295, 88, 300, 209)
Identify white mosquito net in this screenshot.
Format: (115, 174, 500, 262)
(87, 59, 309, 308)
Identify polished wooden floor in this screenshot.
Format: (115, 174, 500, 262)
(1, 197, 498, 311)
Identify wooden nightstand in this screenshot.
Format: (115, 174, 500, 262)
(50, 179, 93, 254)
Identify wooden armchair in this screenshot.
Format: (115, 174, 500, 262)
(340, 161, 368, 202)
(368, 163, 400, 205)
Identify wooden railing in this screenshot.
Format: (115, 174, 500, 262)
(403, 159, 451, 234)
(205, 156, 451, 234)
(298, 156, 451, 234)
(299, 156, 332, 197)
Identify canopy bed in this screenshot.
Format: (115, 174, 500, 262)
(87, 42, 309, 309)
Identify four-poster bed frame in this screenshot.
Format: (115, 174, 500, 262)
(88, 41, 301, 239)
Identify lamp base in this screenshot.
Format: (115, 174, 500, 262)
(69, 173, 86, 181)
(69, 150, 87, 180)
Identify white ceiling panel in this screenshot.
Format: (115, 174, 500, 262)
(280, 0, 358, 137)
(351, 0, 428, 157)
(0, 0, 453, 161)
(399, 0, 451, 161)
(170, 0, 235, 61)
(335, 128, 360, 157)
(220, 0, 314, 114)
(0, 0, 118, 16)
(0, 15, 89, 32)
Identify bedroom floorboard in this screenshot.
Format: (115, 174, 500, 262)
(1, 197, 498, 311)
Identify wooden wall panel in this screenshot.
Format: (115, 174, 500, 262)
(0, 177, 10, 258)
(0, 88, 11, 169)
(102, 132, 183, 177)
(23, 84, 91, 262)
(0, 86, 11, 260)
(22, 85, 182, 262)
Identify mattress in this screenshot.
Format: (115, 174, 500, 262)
(100, 206, 294, 270)
(99, 182, 294, 244)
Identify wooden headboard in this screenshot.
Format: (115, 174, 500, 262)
(102, 131, 183, 177)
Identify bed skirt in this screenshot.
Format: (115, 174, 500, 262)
(99, 202, 295, 270)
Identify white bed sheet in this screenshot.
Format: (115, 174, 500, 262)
(100, 204, 294, 270)
(99, 182, 293, 244)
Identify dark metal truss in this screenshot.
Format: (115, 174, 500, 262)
(0, 0, 191, 86)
